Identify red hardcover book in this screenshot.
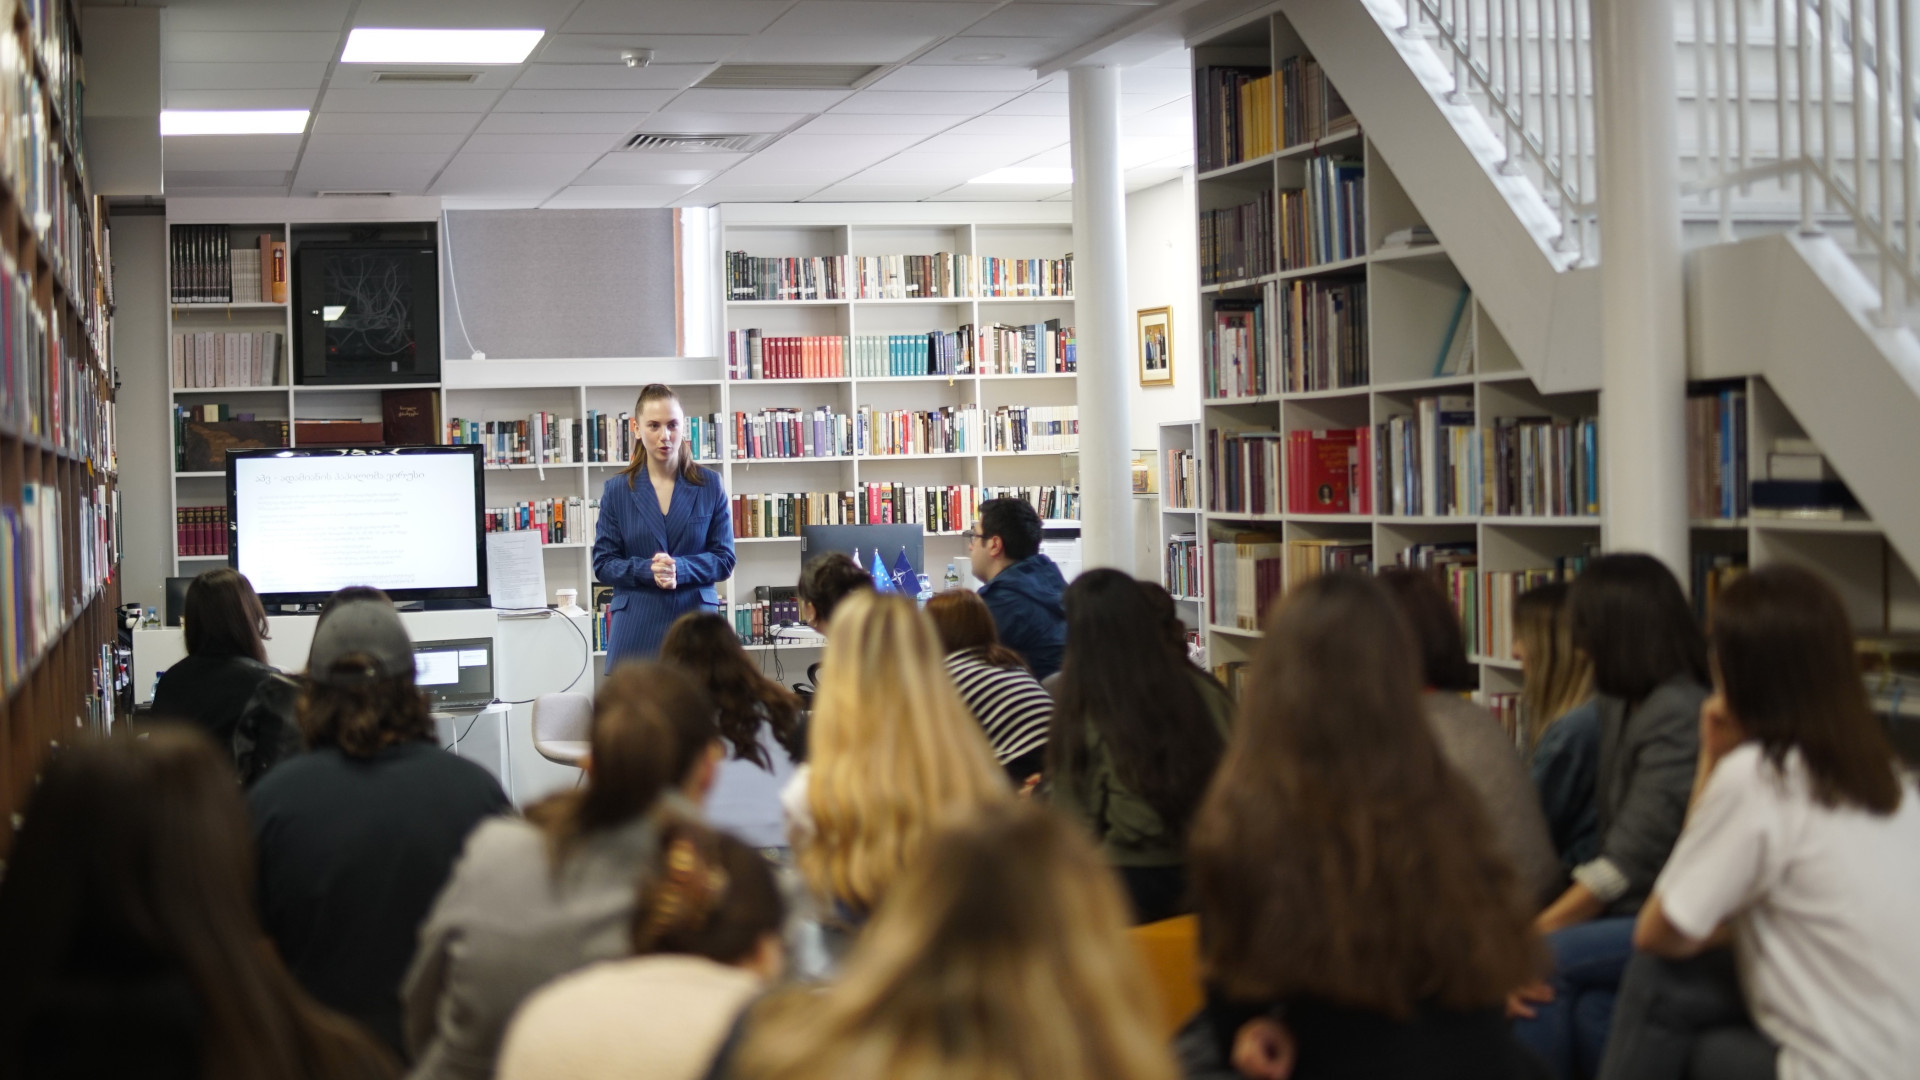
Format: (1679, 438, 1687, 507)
(1301, 429, 1359, 513)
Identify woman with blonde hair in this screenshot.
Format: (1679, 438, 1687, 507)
(1513, 581, 1601, 874)
(727, 802, 1179, 1080)
(783, 591, 1008, 933)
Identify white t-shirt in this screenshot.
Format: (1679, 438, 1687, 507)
(1656, 743, 1920, 1080)
(495, 955, 762, 1080)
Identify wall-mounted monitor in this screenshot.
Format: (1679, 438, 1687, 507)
(226, 445, 486, 606)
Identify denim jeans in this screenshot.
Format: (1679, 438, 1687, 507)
(1513, 917, 1637, 1079)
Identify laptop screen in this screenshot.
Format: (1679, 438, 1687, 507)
(412, 637, 494, 709)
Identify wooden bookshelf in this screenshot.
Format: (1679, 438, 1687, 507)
(2, 0, 121, 852)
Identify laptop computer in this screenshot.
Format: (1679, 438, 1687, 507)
(412, 637, 495, 710)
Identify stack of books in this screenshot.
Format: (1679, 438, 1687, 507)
(1687, 384, 1749, 519)
(1166, 532, 1201, 598)
(1206, 427, 1283, 515)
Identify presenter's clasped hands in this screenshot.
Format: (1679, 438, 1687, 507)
(651, 551, 676, 590)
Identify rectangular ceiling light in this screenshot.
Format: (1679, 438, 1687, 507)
(161, 110, 311, 136)
(969, 167, 1073, 185)
(342, 28, 543, 65)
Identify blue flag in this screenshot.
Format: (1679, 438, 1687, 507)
(871, 549, 893, 592)
(891, 547, 914, 593)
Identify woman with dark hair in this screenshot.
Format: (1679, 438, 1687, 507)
(497, 819, 787, 1080)
(593, 383, 736, 667)
(1187, 572, 1546, 1079)
(795, 551, 873, 633)
(661, 611, 804, 848)
(1600, 566, 1920, 1080)
(403, 662, 725, 1080)
(0, 726, 397, 1080)
(249, 593, 510, 1055)
(1377, 568, 1560, 908)
(1049, 568, 1228, 924)
(924, 588, 1052, 784)
(1514, 553, 1708, 1080)
(150, 567, 300, 782)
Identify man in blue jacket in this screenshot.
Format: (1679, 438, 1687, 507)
(968, 497, 1068, 679)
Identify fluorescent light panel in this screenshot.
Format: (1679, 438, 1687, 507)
(969, 167, 1072, 185)
(342, 28, 543, 65)
(161, 110, 310, 136)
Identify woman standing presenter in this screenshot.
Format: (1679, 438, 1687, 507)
(594, 384, 735, 668)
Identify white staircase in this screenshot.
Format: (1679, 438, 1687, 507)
(1276, 0, 1920, 576)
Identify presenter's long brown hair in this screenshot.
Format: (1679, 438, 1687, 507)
(1190, 573, 1541, 1017)
(622, 383, 706, 489)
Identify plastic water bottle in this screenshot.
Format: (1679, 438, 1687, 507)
(916, 574, 933, 605)
(944, 561, 960, 591)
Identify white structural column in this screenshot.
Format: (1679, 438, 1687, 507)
(1069, 64, 1134, 570)
(1591, 0, 1688, 577)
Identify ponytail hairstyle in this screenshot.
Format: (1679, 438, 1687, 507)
(622, 383, 707, 489)
(631, 818, 786, 966)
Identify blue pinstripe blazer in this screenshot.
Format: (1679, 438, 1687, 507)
(592, 467, 735, 668)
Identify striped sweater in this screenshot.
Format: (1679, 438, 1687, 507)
(944, 650, 1053, 767)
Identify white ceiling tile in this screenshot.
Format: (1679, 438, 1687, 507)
(349, 0, 581, 28)
(327, 66, 519, 90)
(725, 35, 934, 63)
(161, 133, 307, 160)
(165, 88, 320, 110)
(165, 31, 346, 63)
(635, 113, 807, 134)
(165, 62, 329, 91)
(1122, 92, 1183, 116)
(493, 89, 677, 112)
(807, 183, 949, 201)
(948, 114, 1068, 137)
(292, 152, 452, 193)
(544, 185, 700, 208)
(907, 132, 1062, 159)
(915, 36, 1076, 66)
(678, 183, 823, 203)
(459, 131, 629, 154)
(760, 2, 999, 39)
(430, 152, 601, 196)
(751, 132, 927, 166)
(320, 86, 502, 112)
(573, 153, 747, 184)
(1013, 145, 1073, 167)
(845, 153, 984, 182)
(1120, 69, 1192, 100)
(1123, 103, 1195, 138)
(962, 3, 1143, 39)
(166, 175, 298, 195)
(162, 1, 352, 33)
(479, 112, 653, 134)
(928, 183, 1072, 201)
(666, 88, 852, 114)
(313, 112, 485, 134)
(868, 66, 1046, 93)
(441, 196, 548, 209)
(831, 90, 1021, 115)
(303, 130, 472, 155)
(984, 93, 1068, 116)
(714, 157, 853, 185)
(562, 1, 792, 35)
(164, 146, 303, 172)
(512, 63, 713, 90)
(796, 113, 967, 135)
(537, 34, 749, 65)
(1125, 167, 1185, 191)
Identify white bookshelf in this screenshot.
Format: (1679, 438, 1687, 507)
(1158, 420, 1203, 647)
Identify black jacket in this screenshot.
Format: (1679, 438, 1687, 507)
(150, 654, 301, 785)
(978, 554, 1068, 680)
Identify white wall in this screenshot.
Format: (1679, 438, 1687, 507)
(115, 211, 172, 616)
(1123, 172, 1201, 580)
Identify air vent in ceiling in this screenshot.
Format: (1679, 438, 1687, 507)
(624, 132, 779, 154)
(317, 190, 396, 198)
(694, 63, 882, 90)
(372, 71, 482, 84)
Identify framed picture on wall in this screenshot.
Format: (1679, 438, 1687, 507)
(1137, 306, 1173, 386)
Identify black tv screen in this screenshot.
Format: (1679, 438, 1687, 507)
(226, 445, 486, 606)
(294, 242, 441, 384)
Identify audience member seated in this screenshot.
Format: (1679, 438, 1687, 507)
(1186, 573, 1547, 1080)
(1048, 569, 1227, 924)
(923, 588, 1052, 785)
(724, 803, 1179, 1080)
(1600, 566, 1920, 1080)
(249, 593, 511, 1055)
(402, 663, 723, 1080)
(781, 592, 1007, 967)
(496, 819, 787, 1080)
(149, 567, 300, 785)
(0, 726, 398, 1080)
(1513, 554, 1708, 1080)
(1513, 582, 1601, 872)
(967, 497, 1067, 679)
(662, 611, 805, 849)
(1378, 569, 1561, 908)
(795, 552, 873, 635)
(1140, 581, 1234, 709)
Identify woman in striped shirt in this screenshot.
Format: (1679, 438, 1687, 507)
(924, 589, 1053, 787)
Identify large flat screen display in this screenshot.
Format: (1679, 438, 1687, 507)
(226, 445, 486, 605)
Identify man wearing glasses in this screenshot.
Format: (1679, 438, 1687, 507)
(965, 498, 1068, 680)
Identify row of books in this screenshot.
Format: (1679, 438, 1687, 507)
(860, 405, 977, 457)
(1434, 558, 1586, 662)
(991, 484, 1081, 521)
(484, 497, 596, 546)
(169, 227, 286, 304)
(1285, 157, 1366, 268)
(733, 407, 854, 460)
(1165, 533, 1201, 599)
(593, 586, 614, 651)
(579, 408, 720, 466)
(447, 412, 724, 467)
(985, 404, 1078, 454)
(170, 332, 283, 388)
(725, 322, 1076, 381)
(725, 251, 1073, 301)
(1277, 55, 1358, 147)
(1194, 66, 1279, 172)
(1207, 279, 1371, 399)
(1210, 533, 1375, 630)
(1199, 197, 1275, 286)
(1165, 447, 1199, 509)
(176, 505, 228, 557)
(1287, 428, 1373, 513)
(1687, 385, 1749, 519)
(1207, 428, 1284, 515)
(1378, 398, 1475, 517)
(732, 482, 982, 539)
(0, 483, 64, 688)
